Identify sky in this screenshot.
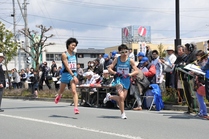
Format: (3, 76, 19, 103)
(1, 0, 209, 49)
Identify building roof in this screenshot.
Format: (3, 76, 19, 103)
(77, 48, 104, 54)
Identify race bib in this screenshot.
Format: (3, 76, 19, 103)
(69, 62, 77, 70)
(117, 67, 129, 75)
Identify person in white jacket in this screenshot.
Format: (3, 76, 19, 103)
(160, 46, 177, 88)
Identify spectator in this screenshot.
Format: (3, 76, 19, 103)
(98, 54, 105, 66)
(85, 61, 94, 72)
(93, 58, 103, 76)
(194, 50, 208, 118)
(30, 70, 39, 98)
(103, 54, 112, 70)
(51, 60, 57, 75)
(151, 50, 163, 84)
(77, 63, 84, 84)
(136, 52, 145, 68)
(11, 68, 21, 89)
(182, 43, 197, 114)
(20, 69, 28, 89)
(0, 53, 6, 112)
(39, 62, 51, 90)
(139, 57, 156, 84)
(160, 46, 177, 88)
(128, 48, 135, 60)
(52, 67, 60, 91)
(145, 45, 152, 62)
(174, 45, 187, 103)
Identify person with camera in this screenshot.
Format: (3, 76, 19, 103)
(39, 62, 51, 90)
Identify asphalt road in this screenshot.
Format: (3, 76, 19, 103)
(0, 99, 208, 139)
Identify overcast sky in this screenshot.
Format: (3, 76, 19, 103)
(1, 0, 209, 49)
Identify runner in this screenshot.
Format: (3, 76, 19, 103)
(54, 38, 79, 114)
(103, 44, 139, 119)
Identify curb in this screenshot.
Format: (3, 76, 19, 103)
(3, 96, 209, 112)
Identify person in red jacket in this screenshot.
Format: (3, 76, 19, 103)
(139, 57, 156, 84)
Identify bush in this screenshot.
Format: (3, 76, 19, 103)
(162, 87, 178, 104)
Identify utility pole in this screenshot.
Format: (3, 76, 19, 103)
(23, 0, 29, 68)
(11, 0, 17, 68)
(174, 0, 181, 54)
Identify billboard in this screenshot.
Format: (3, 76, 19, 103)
(122, 25, 151, 44)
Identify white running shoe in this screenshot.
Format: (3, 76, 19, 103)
(103, 93, 111, 104)
(121, 113, 127, 119)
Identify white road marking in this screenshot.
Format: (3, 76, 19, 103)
(0, 114, 142, 139)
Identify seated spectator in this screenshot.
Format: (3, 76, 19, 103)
(100, 70, 114, 87)
(138, 57, 156, 84)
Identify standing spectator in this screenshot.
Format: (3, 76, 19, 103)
(99, 54, 105, 66)
(85, 61, 94, 72)
(52, 67, 60, 91)
(0, 53, 5, 112)
(128, 48, 135, 60)
(111, 51, 117, 60)
(145, 45, 152, 62)
(151, 50, 163, 84)
(20, 69, 28, 89)
(182, 43, 197, 113)
(77, 63, 84, 84)
(51, 60, 57, 75)
(39, 62, 51, 90)
(174, 45, 187, 103)
(160, 46, 177, 88)
(103, 54, 112, 70)
(12, 68, 21, 89)
(93, 58, 103, 76)
(30, 70, 39, 98)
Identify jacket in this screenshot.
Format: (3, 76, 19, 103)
(0, 64, 6, 88)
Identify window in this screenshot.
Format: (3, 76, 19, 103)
(78, 54, 84, 58)
(46, 54, 62, 61)
(90, 54, 97, 58)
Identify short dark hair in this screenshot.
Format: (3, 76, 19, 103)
(118, 44, 128, 51)
(152, 50, 159, 55)
(66, 38, 78, 49)
(177, 45, 185, 52)
(207, 40, 209, 44)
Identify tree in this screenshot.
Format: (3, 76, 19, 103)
(157, 43, 166, 58)
(18, 25, 55, 70)
(0, 22, 18, 89)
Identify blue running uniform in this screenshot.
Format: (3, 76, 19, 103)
(61, 52, 77, 84)
(114, 57, 131, 90)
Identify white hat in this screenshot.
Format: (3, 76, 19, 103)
(83, 71, 93, 77)
(166, 46, 174, 51)
(0, 53, 5, 58)
(103, 70, 109, 74)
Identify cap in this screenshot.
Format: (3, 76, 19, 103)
(103, 54, 109, 59)
(93, 74, 100, 80)
(136, 52, 145, 57)
(111, 51, 117, 56)
(140, 57, 149, 64)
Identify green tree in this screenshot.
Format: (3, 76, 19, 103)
(18, 25, 55, 70)
(157, 43, 166, 58)
(0, 22, 18, 89)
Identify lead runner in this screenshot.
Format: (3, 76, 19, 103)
(103, 44, 139, 119)
(55, 37, 79, 114)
